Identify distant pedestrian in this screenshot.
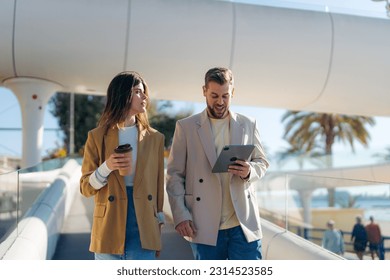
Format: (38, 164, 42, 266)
(351, 215, 368, 260)
(322, 220, 344, 255)
(365, 216, 382, 260)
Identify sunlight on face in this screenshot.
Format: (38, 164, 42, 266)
(203, 81, 234, 119)
(129, 83, 147, 115)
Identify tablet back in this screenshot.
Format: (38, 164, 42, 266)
(212, 144, 255, 173)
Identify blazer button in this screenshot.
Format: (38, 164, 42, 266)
(247, 194, 251, 199)
(148, 194, 153, 201)
(108, 195, 115, 202)
(196, 197, 201, 201)
(199, 179, 203, 183)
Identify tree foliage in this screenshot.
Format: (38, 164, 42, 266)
(148, 100, 192, 148)
(49, 93, 106, 155)
(282, 111, 375, 156)
(281, 110, 375, 207)
(48, 94, 192, 156)
(373, 146, 390, 162)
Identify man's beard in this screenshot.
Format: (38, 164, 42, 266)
(207, 104, 227, 119)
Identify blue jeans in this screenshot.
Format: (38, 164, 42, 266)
(190, 226, 262, 260)
(95, 187, 155, 260)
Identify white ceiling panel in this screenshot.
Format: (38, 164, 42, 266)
(0, 0, 389, 117)
(307, 14, 390, 116)
(233, 5, 332, 109)
(125, 0, 233, 102)
(0, 0, 16, 80)
(14, 0, 129, 93)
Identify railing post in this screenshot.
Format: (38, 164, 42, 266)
(304, 227, 309, 240)
(379, 238, 385, 260)
(297, 226, 302, 237)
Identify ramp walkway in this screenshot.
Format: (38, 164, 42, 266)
(52, 190, 193, 260)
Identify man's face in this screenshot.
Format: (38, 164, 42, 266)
(203, 81, 234, 119)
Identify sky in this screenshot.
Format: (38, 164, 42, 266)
(222, 0, 389, 19)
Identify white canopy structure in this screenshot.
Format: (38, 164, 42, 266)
(0, 0, 389, 166)
(1, 1, 389, 260)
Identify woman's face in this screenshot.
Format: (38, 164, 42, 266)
(129, 82, 147, 115)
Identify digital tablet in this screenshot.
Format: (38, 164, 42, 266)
(212, 145, 255, 173)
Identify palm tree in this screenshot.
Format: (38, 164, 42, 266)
(281, 110, 375, 206)
(373, 146, 390, 162)
(275, 146, 324, 170)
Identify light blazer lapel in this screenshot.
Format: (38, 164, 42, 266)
(230, 111, 244, 145)
(133, 125, 147, 192)
(197, 110, 218, 169)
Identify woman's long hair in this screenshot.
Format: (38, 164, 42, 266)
(98, 71, 151, 131)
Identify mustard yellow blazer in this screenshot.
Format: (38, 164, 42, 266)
(80, 124, 165, 254)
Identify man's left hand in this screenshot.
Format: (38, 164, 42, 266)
(228, 159, 250, 179)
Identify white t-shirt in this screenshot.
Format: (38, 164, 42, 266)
(209, 116, 239, 230)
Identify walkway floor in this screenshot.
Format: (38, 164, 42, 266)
(52, 189, 379, 260)
(52, 191, 193, 260)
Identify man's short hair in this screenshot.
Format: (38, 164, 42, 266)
(204, 67, 234, 87)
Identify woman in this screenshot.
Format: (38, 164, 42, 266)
(80, 71, 165, 260)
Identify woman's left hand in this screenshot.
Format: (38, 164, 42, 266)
(155, 223, 163, 258)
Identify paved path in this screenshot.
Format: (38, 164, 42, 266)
(52, 190, 384, 260)
(52, 191, 193, 260)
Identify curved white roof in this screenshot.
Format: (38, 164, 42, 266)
(1, 0, 389, 117)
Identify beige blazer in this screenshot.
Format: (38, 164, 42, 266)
(80, 124, 165, 254)
(166, 110, 269, 246)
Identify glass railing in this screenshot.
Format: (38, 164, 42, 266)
(1, 153, 389, 259)
(0, 157, 74, 248)
(0, 170, 18, 246)
(257, 171, 390, 259)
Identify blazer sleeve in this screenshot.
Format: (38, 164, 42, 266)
(80, 130, 101, 197)
(166, 121, 193, 227)
(246, 119, 269, 183)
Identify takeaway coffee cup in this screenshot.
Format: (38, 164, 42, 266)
(114, 143, 133, 176)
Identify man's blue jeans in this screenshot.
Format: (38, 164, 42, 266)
(94, 187, 155, 260)
(190, 225, 262, 260)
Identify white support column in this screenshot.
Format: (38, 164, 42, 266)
(298, 189, 313, 225)
(296, 188, 314, 240)
(3, 77, 62, 168)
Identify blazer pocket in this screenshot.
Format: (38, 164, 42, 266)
(94, 203, 106, 218)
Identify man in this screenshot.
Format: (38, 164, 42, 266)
(365, 216, 382, 260)
(322, 220, 344, 256)
(351, 215, 368, 260)
(166, 67, 269, 260)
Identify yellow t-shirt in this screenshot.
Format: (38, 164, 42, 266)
(209, 117, 240, 230)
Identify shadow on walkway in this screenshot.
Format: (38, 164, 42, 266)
(53, 233, 94, 260)
(53, 191, 193, 260)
